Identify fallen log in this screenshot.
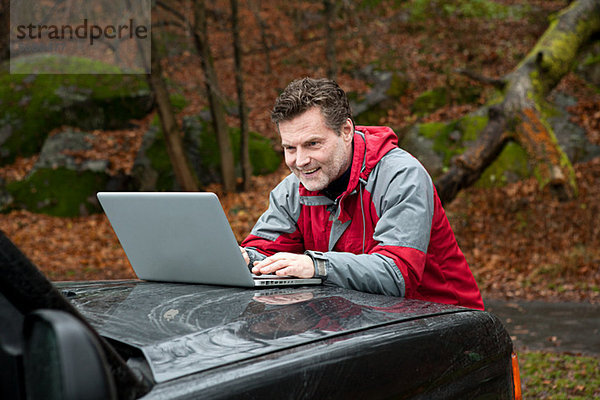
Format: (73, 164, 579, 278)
(436, 0, 600, 204)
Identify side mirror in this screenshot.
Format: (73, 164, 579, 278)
(23, 310, 117, 400)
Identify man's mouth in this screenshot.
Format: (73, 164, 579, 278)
(298, 167, 320, 176)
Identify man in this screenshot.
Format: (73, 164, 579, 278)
(240, 78, 483, 310)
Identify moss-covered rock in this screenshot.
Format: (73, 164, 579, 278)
(400, 110, 532, 186)
(411, 87, 448, 116)
(0, 55, 153, 165)
(5, 167, 108, 217)
(1, 129, 132, 216)
(410, 83, 483, 117)
(132, 115, 281, 191)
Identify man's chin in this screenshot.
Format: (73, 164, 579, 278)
(299, 178, 326, 192)
(291, 169, 328, 191)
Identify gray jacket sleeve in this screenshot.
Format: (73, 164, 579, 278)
(314, 251, 406, 296)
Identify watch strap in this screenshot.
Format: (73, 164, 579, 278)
(305, 250, 328, 279)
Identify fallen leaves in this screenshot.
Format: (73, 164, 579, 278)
(447, 157, 600, 303)
(0, 0, 598, 306)
(0, 210, 135, 281)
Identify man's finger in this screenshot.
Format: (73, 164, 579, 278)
(275, 266, 294, 276)
(252, 257, 286, 274)
(254, 253, 289, 269)
(258, 259, 291, 275)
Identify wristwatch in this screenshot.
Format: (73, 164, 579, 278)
(245, 249, 259, 271)
(305, 250, 328, 279)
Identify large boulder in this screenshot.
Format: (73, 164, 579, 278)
(400, 111, 488, 180)
(0, 54, 153, 165)
(2, 130, 131, 217)
(132, 115, 281, 191)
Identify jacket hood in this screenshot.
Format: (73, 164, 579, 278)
(347, 125, 398, 193)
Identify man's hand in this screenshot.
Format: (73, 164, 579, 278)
(251, 252, 315, 278)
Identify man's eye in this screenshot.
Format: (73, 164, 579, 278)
(307, 141, 317, 147)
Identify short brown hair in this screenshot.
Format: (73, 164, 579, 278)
(271, 77, 352, 134)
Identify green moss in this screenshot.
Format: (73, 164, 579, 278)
(457, 115, 488, 142)
(411, 87, 448, 116)
(415, 114, 535, 187)
(247, 131, 282, 175)
(0, 55, 150, 164)
(416, 115, 489, 167)
(386, 73, 410, 98)
(146, 117, 281, 190)
(520, 351, 600, 399)
(169, 93, 189, 113)
(523, 9, 589, 88)
(355, 105, 389, 126)
(412, 83, 481, 118)
(418, 122, 451, 140)
(6, 167, 107, 217)
(581, 53, 600, 67)
(476, 142, 530, 187)
(10, 54, 125, 74)
(192, 119, 281, 176)
(417, 121, 462, 164)
(145, 128, 177, 191)
(407, 0, 528, 22)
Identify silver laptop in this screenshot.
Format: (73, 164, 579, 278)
(96, 192, 322, 288)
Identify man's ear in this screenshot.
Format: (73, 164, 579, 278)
(342, 118, 354, 143)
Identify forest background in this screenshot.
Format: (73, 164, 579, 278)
(1, 0, 599, 398)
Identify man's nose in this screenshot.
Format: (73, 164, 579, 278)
(296, 148, 310, 167)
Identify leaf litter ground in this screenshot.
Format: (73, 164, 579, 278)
(0, 0, 598, 304)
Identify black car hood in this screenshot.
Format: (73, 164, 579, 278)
(57, 280, 469, 383)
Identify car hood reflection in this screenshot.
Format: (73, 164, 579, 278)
(59, 281, 466, 383)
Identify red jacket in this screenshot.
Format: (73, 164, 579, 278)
(243, 126, 483, 310)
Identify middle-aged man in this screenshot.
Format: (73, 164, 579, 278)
(240, 77, 483, 310)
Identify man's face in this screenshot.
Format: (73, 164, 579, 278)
(279, 107, 354, 192)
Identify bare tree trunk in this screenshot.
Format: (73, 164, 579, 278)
(0, 0, 9, 63)
(324, 0, 337, 80)
(436, 0, 600, 204)
(147, 32, 200, 192)
(193, 0, 236, 193)
(248, 0, 272, 74)
(231, 0, 252, 191)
